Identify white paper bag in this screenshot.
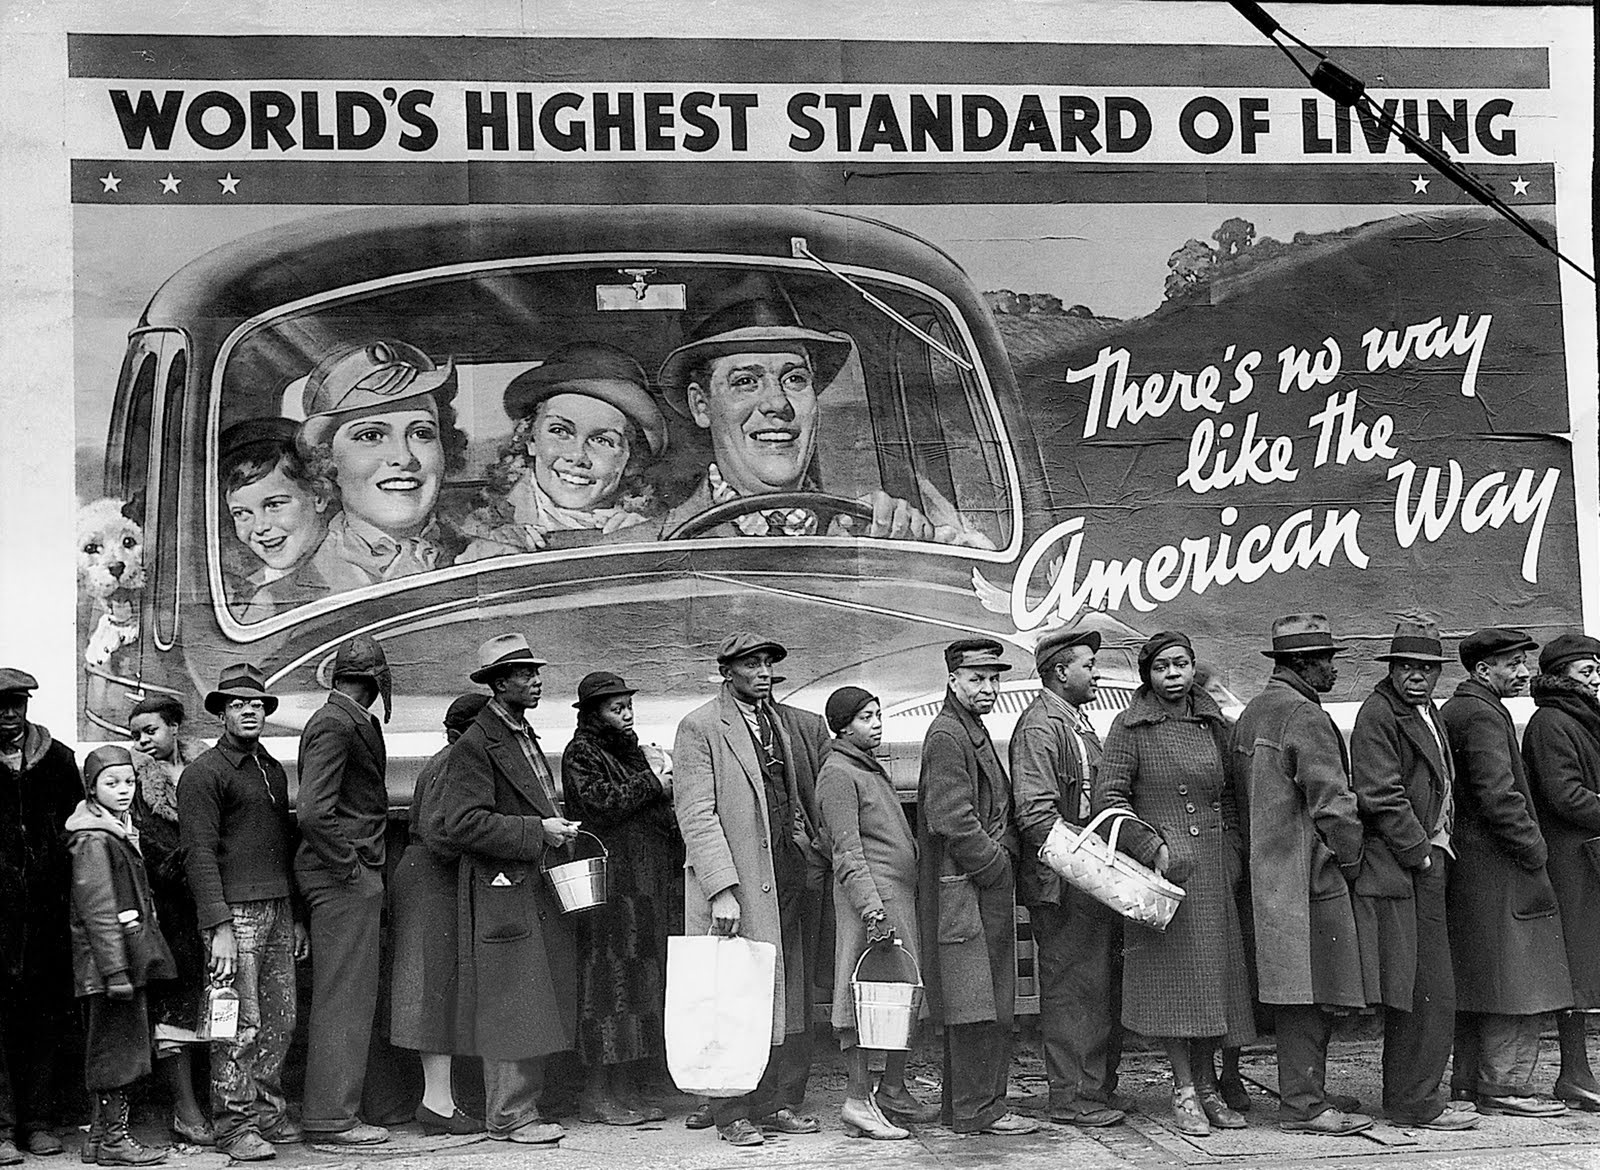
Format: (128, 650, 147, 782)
(665, 935, 776, 1097)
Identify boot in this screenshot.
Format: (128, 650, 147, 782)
(95, 1091, 167, 1166)
(82, 1097, 104, 1164)
(1556, 1013, 1600, 1110)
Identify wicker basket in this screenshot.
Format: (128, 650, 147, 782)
(1039, 809, 1185, 931)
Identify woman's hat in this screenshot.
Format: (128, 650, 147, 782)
(204, 663, 279, 716)
(298, 339, 452, 449)
(1261, 613, 1349, 659)
(825, 685, 877, 733)
(503, 344, 668, 458)
(573, 671, 638, 708)
(1375, 621, 1449, 664)
(82, 744, 135, 790)
(470, 633, 547, 684)
(656, 299, 857, 418)
(1539, 632, 1600, 676)
(1137, 631, 1194, 685)
(443, 693, 491, 733)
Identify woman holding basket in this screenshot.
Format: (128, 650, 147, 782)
(1092, 632, 1253, 1137)
(814, 686, 937, 1139)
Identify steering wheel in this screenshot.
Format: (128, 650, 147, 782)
(664, 491, 875, 540)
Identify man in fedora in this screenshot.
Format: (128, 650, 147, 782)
(179, 665, 309, 1161)
(0, 668, 83, 1163)
(1010, 629, 1126, 1129)
(1231, 616, 1374, 1136)
(295, 636, 395, 1145)
(672, 631, 831, 1146)
(1350, 621, 1478, 1131)
(437, 635, 582, 1145)
(1441, 629, 1571, 1116)
(655, 299, 992, 547)
(916, 639, 1037, 1136)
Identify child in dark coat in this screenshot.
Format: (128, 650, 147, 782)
(68, 745, 176, 1166)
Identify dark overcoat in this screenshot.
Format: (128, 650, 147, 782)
(915, 692, 1018, 1028)
(1231, 669, 1369, 1008)
(388, 742, 461, 1054)
(1523, 673, 1600, 1007)
(1349, 676, 1452, 1010)
(437, 704, 575, 1061)
(1440, 678, 1572, 1014)
(0, 722, 80, 987)
(1093, 686, 1252, 1042)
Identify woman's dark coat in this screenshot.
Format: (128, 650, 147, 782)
(388, 741, 463, 1054)
(1523, 673, 1600, 1007)
(131, 740, 207, 1031)
(1440, 677, 1572, 1015)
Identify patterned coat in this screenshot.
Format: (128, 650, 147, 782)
(1093, 686, 1252, 1042)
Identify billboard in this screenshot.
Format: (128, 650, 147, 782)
(6, 2, 1593, 784)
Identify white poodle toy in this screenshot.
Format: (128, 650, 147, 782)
(77, 497, 146, 669)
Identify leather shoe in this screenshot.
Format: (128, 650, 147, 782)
(577, 1094, 645, 1127)
(171, 1115, 217, 1147)
(758, 1107, 819, 1134)
(257, 1120, 301, 1145)
(1105, 1093, 1137, 1112)
(1554, 1081, 1600, 1112)
(25, 1130, 64, 1156)
(1198, 1089, 1247, 1130)
(0, 1138, 23, 1167)
(1281, 1109, 1374, 1136)
(1218, 1078, 1252, 1113)
(414, 1105, 485, 1136)
(1329, 1092, 1363, 1113)
(1049, 1104, 1125, 1128)
(1478, 1095, 1568, 1117)
(840, 1098, 909, 1140)
(717, 1119, 764, 1146)
(493, 1122, 563, 1144)
(1398, 1110, 1479, 1131)
(1171, 1087, 1210, 1137)
(979, 1112, 1039, 1135)
(219, 1132, 277, 1162)
(874, 1089, 939, 1124)
(310, 1123, 389, 1146)
(684, 1101, 715, 1130)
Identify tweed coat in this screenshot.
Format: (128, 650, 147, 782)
(437, 703, 576, 1061)
(1349, 676, 1453, 1011)
(673, 686, 827, 1045)
(814, 738, 920, 1031)
(1440, 677, 1572, 1015)
(1523, 674, 1600, 1007)
(1093, 686, 1253, 1042)
(388, 741, 461, 1053)
(915, 691, 1018, 1028)
(1231, 668, 1369, 1008)
(1010, 688, 1098, 908)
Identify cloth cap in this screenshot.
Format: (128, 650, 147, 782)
(944, 638, 1011, 672)
(717, 631, 788, 666)
(1539, 632, 1600, 676)
(1034, 628, 1101, 674)
(1137, 631, 1194, 687)
(1262, 613, 1348, 659)
(82, 745, 135, 793)
(470, 634, 547, 684)
(656, 299, 857, 417)
(0, 667, 39, 696)
(204, 663, 279, 716)
(502, 343, 668, 458)
(573, 671, 638, 708)
(443, 693, 491, 733)
(1375, 620, 1449, 664)
(1459, 627, 1539, 671)
(825, 686, 878, 733)
(298, 339, 452, 449)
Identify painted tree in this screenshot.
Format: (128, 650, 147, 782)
(1213, 216, 1257, 257)
(1164, 238, 1216, 300)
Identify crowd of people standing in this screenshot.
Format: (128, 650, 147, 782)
(3, 613, 1600, 1161)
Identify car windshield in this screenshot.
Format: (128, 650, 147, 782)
(209, 257, 1016, 627)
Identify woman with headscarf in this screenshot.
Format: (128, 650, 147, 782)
(560, 672, 683, 1125)
(1092, 631, 1253, 1137)
(1523, 633, 1600, 1109)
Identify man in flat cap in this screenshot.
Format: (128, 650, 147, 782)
(179, 665, 309, 1161)
(1231, 616, 1373, 1136)
(0, 669, 82, 1162)
(295, 636, 395, 1145)
(438, 635, 582, 1145)
(1350, 622, 1477, 1131)
(916, 639, 1037, 1136)
(672, 631, 830, 1146)
(1009, 629, 1125, 1128)
(1441, 629, 1571, 1117)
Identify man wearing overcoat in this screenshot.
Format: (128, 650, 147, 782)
(916, 639, 1037, 1136)
(1350, 621, 1477, 1131)
(1442, 628, 1572, 1116)
(438, 634, 582, 1145)
(1231, 615, 1372, 1136)
(1009, 629, 1124, 1128)
(672, 631, 830, 1147)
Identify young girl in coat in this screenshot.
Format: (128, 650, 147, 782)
(68, 745, 176, 1166)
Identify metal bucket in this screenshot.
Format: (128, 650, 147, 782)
(541, 830, 608, 913)
(850, 939, 923, 1051)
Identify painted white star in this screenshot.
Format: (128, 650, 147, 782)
(1511, 175, 1530, 196)
(218, 173, 241, 194)
(99, 172, 121, 193)
(158, 172, 182, 194)
(1411, 174, 1430, 194)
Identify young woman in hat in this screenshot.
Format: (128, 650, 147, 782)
(560, 671, 683, 1126)
(1092, 631, 1253, 1138)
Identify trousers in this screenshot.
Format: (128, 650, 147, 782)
(297, 864, 384, 1133)
(1030, 892, 1123, 1109)
(1381, 849, 1454, 1124)
(1274, 1003, 1337, 1121)
(210, 898, 297, 1147)
(1451, 1011, 1546, 1098)
(942, 1022, 1013, 1132)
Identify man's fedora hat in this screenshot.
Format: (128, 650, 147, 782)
(945, 638, 1012, 672)
(503, 343, 668, 458)
(470, 634, 548, 684)
(1459, 627, 1539, 671)
(298, 339, 454, 449)
(656, 299, 857, 418)
(717, 631, 788, 666)
(1375, 620, 1450, 664)
(1034, 628, 1101, 674)
(572, 671, 638, 708)
(204, 663, 279, 716)
(1261, 614, 1349, 659)
(0, 667, 39, 696)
